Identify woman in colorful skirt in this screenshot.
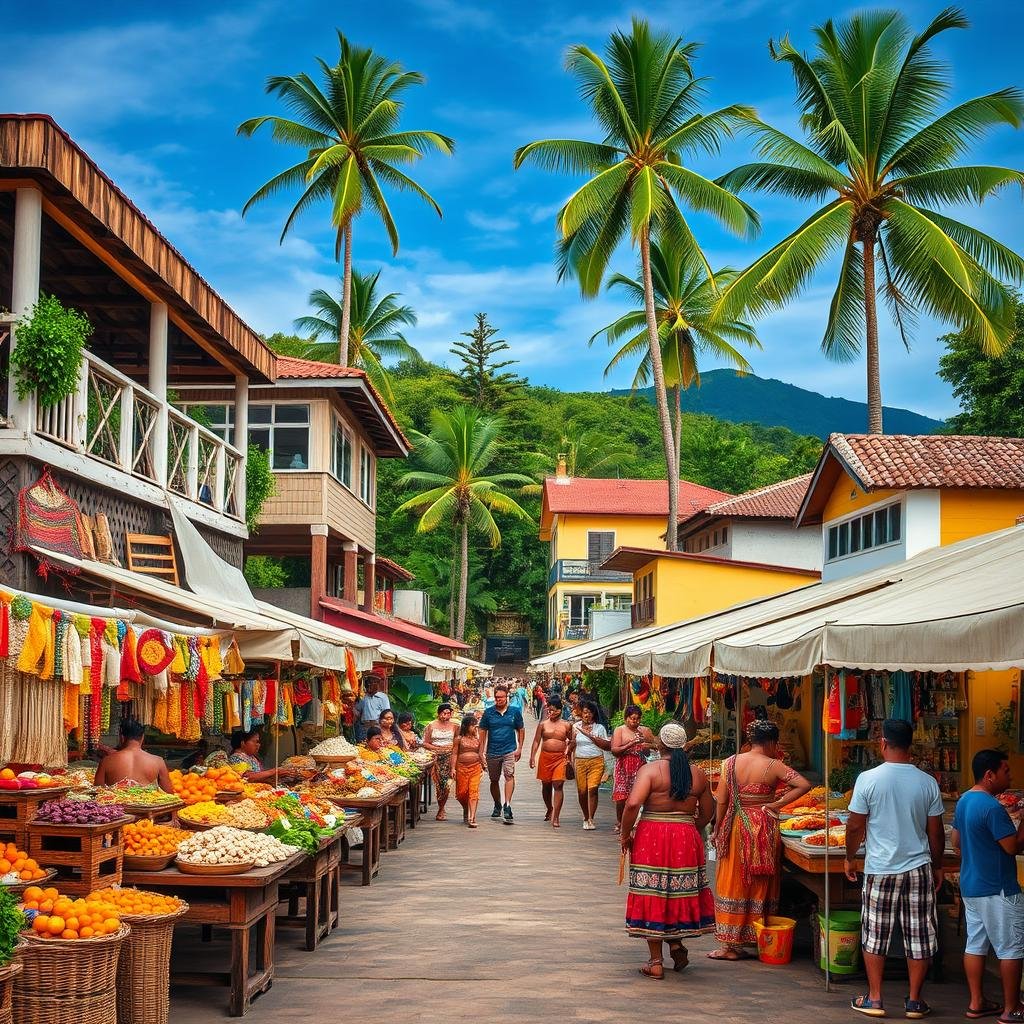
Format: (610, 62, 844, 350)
(422, 704, 457, 821)
(611, 704, 656, 832)
(621, 722, 715, 979)
(709, 719, 811, 960)
(452, 715, 483, 827)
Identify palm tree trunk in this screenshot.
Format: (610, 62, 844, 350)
(639, 228, 679, 550)
(862, 235, 883, 434)
(339, 222, 353, 367)
(672, 384, 682, 484)
(455, 520, 469, 641)
(447, 535, 457, 638)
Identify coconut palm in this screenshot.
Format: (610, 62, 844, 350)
(396, 407, 534, 640)
(290, 269, 420, 403)
(238, 32, 453, 365)
(591, 240, 760, 475)
(714, 7, 1024, 433)
(514, 17, 758, 548)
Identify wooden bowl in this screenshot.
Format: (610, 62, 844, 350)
(123, 853, 176, 871)
(214, 791, 244, 804)
(0, 868, 57, 891)
(175, 858, 255, 876)
(311, 753, 357, 766)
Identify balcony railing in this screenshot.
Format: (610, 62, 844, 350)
(631, 597, 656, 627)
(31, 349, 245, 520)
(547, 558, 632, 588)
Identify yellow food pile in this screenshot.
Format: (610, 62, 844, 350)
(124, 820, 190, 857)
(179, 799, 268, 830)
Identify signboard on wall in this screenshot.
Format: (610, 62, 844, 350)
(485, 635, 531, 663)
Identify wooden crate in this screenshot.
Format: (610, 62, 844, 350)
(0, 789, 70, 850)
(27, 817, 130, 895)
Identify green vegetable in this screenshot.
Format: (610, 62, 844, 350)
(0, 887, 25, 965)
(266, 817, 342, 855)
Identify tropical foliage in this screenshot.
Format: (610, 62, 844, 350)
(714, 7, 1024, 433)
(238, 32, 453, 364)
(515, 18, 758, 546)
(449, 313, 526, 413)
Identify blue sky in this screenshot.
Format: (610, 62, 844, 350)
(5, 0, 1023, 420)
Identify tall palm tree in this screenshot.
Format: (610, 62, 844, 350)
(591, 240, 760, 476)
(714, 7, 1024, 433)
(238, 32, 453, 365)
(514, 17, 758, 548)
(290, 269, 420, 403)
(396, 408, 534, 640)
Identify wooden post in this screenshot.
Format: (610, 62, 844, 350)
(9, 187, 41, 431)
(342, 542, 358, 605)
(233, 373, 248, 518)
(362, 554, 376, 613)
(118, 383, 134, 472)
(149, 301, 168, 487)
(186, 421, 199, 500)
(310, 525, 329, 620)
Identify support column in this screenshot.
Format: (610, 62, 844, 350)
(233, 372, 248, 517)
(9, 187, 42, 429)
(362, 553, 376, 614)
(149, 302, 168, 487)
(342, 541, 358, 605)
(310, 525, 329, 620)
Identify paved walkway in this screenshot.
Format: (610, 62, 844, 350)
(172, 720, 968, 1022)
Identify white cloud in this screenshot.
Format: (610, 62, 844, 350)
(466, 211, 519, 232)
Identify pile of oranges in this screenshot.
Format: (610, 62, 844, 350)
(123, 820, 189, 857)
(88, 886, 183, 917)
(168, 766, 245, 805)
(0, 843, 47, 881)
(23, 886, 120, 940)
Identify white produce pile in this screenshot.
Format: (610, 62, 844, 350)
(176, 825, 299, 867)
(309, 735, 357, 756)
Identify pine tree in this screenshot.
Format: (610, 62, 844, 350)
(449, 313, 525, 412)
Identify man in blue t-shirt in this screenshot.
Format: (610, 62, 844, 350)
(478, 684, 525, 825)
(952, 748, 1024, 1023)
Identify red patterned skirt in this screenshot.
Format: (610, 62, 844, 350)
(612, 750, 647, 800)
(626, 813, 715, 940)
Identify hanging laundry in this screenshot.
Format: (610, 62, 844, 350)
(890, 671, 913, 722)
(823, 673, 843, 735)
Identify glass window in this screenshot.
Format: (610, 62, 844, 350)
(826, 502, 903, 562)
(333, 419, 353, 488)
(249, 405, 272, 425)
(875, 510, 888, 546)
(179, 403, 233, 443)
(359, 447, 375, 506)
(889, 503, 901, 542)
(849, 517, 861, 553)
(828, 526, 838, 560)
(860, 512, 874, 549)
(837, 523, 849, 557)
(245, 404, 310, 470)
(722, 526, 728, 543)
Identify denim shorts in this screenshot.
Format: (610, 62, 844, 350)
(964, 893, 1024, 960)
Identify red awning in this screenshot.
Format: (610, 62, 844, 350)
(320, 597, 470, 656)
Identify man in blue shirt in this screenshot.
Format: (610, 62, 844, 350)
(353, 676, 390, 742)
(952, 748, 1024, 1024)
(478, 684, 525, 824)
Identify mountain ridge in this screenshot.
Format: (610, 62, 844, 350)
(612, 370, 945, 439)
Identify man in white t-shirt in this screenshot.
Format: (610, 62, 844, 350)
(845, 719, 945, 1020)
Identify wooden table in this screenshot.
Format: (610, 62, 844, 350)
(278, 832, 345, 951)
(123, 853, 304, 1016)
(385, 783, 409, 850)
(420, 765, 433, 812)
(335, 796, 388, 885)
(407, 776, 423, 829)
(122, 799, 185, 825)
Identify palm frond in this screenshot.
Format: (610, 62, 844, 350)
(512, 139, 621, 173)
(821, 241, 865, 362)
(896, 165, 1024, 205)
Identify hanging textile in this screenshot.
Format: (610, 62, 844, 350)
(823, 673, 842, 735)
(15, 468, 84, 581)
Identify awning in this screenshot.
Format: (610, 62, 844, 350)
(528, 619, 672, 674)
(455, 655, 493, 675)
(246, 601, 378, 673)
(376, 642, 465, 682)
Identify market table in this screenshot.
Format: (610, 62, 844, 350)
(123, 852, 304, 1016)
(335, 796, 388, 885)
(385, 783, 409, 850)
(277, 831, 346, 951)
(407, 775, 423, 829)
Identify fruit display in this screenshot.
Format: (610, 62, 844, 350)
(408, 749, 433, 767)
(33, 799, 127, 825)
(254, 790, 339, 827)
(782, 787, 850, 814)
(0, 843, 48, 883)
(176, 826, 298, 868)
(780, 814, 843, 834)
(22, 885, 121, 939)
(178, 799, 269, 830)
(308, 736, 357, 757)
(803, 826, 847, 848)
(88, 886, 184, 917)
(94, 783, 180, 807)
(0, 768, 64, 791)
(62, 768, 96, 790)
(123, 820, 191, 857)
(169, 765, 245, 804)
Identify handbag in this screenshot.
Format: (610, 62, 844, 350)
(565, 758, 575, 782)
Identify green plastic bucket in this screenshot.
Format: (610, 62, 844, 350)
(818, 911, 862, 974)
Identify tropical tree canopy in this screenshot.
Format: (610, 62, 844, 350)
(714, 7, 1024, 432)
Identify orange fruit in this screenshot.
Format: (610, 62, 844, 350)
(79, 926, 94, 938)
(60, 930, 77, 940)
(65, 917, 79, 931)
(46, 916, 65, 935)
(42, 887, 58, 900)
(39, 900, 53, 914)
(0, 769, 14, 781)
(23, 886, 43, 902)
(32, 915, 49, 934)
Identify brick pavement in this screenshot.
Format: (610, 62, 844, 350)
(169, 719, 970, 1022)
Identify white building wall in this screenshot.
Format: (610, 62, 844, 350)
(729, 521, 822, 571)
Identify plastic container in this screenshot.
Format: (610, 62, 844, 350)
(753, 915, 796, 964)
(818, 910, 862, 974)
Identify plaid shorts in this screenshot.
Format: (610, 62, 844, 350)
(861, 864, 938, 960)
(486, 752, 516, 781)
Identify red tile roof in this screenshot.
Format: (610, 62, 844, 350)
(320, 597, 470, 651)
(831, 434, 1024, 490)
(375, 555, 415, 582)
(681, 474, 813, 531)
(542, 478, 731, 518)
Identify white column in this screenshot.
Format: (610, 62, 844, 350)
(9, 187, 42, 429)
(233, 372, 248, 519)
(149, 302, 168, 487)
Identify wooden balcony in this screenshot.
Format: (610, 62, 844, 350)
(631, 596, 656, 627)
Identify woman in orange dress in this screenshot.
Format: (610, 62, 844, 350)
(709, 719, 811, 960)
(452, 716, 483, 827)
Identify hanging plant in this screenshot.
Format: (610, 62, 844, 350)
(245, 442, 276, 532)
(12, 294, 92, 408)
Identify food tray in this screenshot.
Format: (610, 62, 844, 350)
(123, 853, 176, 871)
(311, 753, 357, 765)
(0, 867, 57, 891)
(214, 791, 243, 804)
(119, 799, 183, 816)
(175, 858, 255, 876)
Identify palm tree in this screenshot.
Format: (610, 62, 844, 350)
(714, 7, 1024, 434)
(396, 408, 534, 640)
(591, 240, 760, 476)
(238, 32, 453, 365)
(514, 17, 758, 548)
(290, 269, 420, 403)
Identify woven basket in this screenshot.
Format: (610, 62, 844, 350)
(13, 988, 116, 1024)
(17, 926, 129, 998)
(0, 956, 22, 1024)
(116, 903, 188, 1024)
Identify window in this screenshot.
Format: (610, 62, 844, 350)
(178, 404, 234, 443)
(568, 594, 597, 627)
(722, 526, 728, 544)
(611, 594, 631, 611)
(587, 531, 615, 571)
(826, 502, 902, 563)
(333, 418, 353, 488)
(248, 404, 310, 470)
(359, 446, 375, 506)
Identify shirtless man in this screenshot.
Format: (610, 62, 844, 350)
(94, 720, 174, 793)
(529, 697, 573, 828)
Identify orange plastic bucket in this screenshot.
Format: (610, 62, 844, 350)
(753, 916, 796, 965)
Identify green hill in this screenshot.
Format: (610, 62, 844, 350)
(613, 370, 944, 439)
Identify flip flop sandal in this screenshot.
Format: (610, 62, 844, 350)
(996, 1013, 1024, 1024)
(668, 944, 689, 972)
(851, 996, 886, 1017)
(707, 948, 752, 961)
(639, 958, 664, 980)
(967, 1001, 1002, 1019)
(904, 999, 931, 1019)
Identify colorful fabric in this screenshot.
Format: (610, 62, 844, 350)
(15, 468, 84, 581)
(536, 747, 568, 783)
(861, 865, 938, 959)
(626, 814, 715, 939)
(612, 746, 647, 801)
(433, 750, 454, 801)
(455, 759, 482, 809)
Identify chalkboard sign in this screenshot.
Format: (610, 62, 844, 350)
(485, 635, 531, 663)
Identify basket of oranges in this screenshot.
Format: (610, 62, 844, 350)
(89, 887, 188, 1024)
(0, 843, 49, 889)
(122, 821, 189, 871)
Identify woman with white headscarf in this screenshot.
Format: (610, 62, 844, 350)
(620, 722, 715, 980)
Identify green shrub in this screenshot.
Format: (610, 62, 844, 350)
(13, 294, 91, 408)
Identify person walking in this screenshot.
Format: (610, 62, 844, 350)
(611, 705, 656, 833)
(422, 704, 457, 822)
(478, 683, 525, 825)
(570, 700, 611, 829)
(952, 748, 1024, 1024)
(453, 715, 484, 828)
(845, 719, 945, 1019)
(530, 696, 573, 828)
(532, 682, 546, 720)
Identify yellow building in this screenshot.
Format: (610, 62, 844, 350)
(539, 473, 730, 648)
